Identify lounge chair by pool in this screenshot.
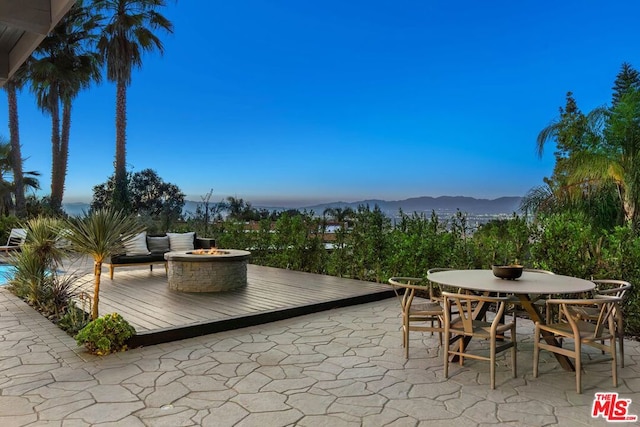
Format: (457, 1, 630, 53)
(0, 228, 27, 252)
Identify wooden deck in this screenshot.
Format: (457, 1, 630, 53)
(73, 264, 394, 347)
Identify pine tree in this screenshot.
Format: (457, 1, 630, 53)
(612, 62, 640, 107)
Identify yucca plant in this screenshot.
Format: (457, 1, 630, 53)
(8, 245, 48, 307)
(61, 208, 143, 319)
(7, 217, 64, 309)
(21, 217, 66, 268)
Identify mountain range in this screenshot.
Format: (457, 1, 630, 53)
(63, 196, 523, 217)
(299, 196, 523, 216)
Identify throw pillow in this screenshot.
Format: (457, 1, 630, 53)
(123, 231, 150, 256)
(167, 232, 195, 251)
(147, 236, 170, 253)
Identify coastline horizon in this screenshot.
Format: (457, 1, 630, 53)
(62, 194, 524, 218)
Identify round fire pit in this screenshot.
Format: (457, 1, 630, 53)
(164, 249, 251, 292)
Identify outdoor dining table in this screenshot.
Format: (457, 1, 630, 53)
(427, 269, 596, 371)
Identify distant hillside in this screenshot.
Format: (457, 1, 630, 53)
(299, 196, 523, 216)
(64, 196, 523, 217)
(63, 202, 90, 217)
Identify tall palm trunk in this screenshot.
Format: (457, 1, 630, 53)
(52, 99, 72, 210)
(113, 78, 129, 211)
(623, 191, 637, 225)
(6, 82, 25, 217)
(49, 92, 63, 213)
(616, 182, 637, 225)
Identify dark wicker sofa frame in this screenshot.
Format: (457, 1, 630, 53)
(105, 234, 215, 279)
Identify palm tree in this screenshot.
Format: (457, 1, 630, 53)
(323, 206, 355, 229)
(3, 62, 30, 217)
(30, 1, 102, 214)
(520, 182, 557, 218)
(521, 179, 622, 229)
(62, 208, 143, 320)
(536, 92, 602, 192)
(0, 139, 41, 216)
(94, 0, 173, 212)
(586, 90, 640, 224)
(536, 89, 640, 225)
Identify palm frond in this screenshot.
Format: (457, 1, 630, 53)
(536, 119, 560, 158)
(62, 208, 144, 262)
(565, 151, 619, 184)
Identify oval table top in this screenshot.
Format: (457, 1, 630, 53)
(427, 269, 595, 295)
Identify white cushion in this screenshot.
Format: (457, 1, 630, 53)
(167, 232, 195, 251)
(123, 231, 149, 256)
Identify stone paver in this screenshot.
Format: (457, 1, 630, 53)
(2, 287, 640, 426)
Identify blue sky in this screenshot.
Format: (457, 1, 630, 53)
(3, 1, 640, 207)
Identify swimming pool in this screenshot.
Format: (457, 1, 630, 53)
(0, 264, 16, 285)
(0, 266, 62, 286)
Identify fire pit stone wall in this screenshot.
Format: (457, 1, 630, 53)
(164, 249, 251, 292)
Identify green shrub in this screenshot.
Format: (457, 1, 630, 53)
(347, 205, 392, 282)
(471, 215, 531, 267)
(385, 210, 456, 278)
(599, 226, 640, 333)
(75, 313, 136, 355)
(57, 301, 90, 335)
(210, 207, 640, 336)
(0, 215, 21, 242)
(529, 212, 600, 277)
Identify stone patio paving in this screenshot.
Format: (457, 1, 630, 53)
(1, 287, 639, 426)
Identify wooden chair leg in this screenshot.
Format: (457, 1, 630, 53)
(611, 337, 618, 388)
(443, 333, 450, 379)
(532, 326, 540, 379)
(109, 265, 114, 280)
(490, 342, 496, 390)
(618, 312, 625, 368)
(403, 314, 410, 359)
(575, 343, 582, 394)
(511, 325, 517, 378)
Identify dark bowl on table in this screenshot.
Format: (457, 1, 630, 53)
(492, 264, 523, 280)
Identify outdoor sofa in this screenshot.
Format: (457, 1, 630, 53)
(105, 231, 216, 279)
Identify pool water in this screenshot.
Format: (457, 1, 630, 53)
(0, 264, 16, 285)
